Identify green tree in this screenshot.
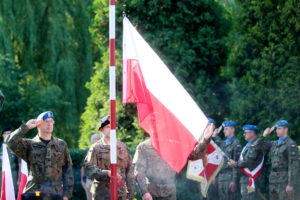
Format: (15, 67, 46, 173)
(80, 0, 231, 148)
(225, 0, 300, 141)
(0, 0, 93, 147)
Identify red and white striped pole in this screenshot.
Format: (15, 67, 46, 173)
(109, 0, 118, 199)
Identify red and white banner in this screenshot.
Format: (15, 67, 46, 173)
(17, 159, 28, 200)
(239, 147, 264, 193)
(186, 141, 224, 197)
(1, 144, 16, 200)
(122, 17, 208, 172)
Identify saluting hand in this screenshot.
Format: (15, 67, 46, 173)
(212, 125, 222, 137)
(25, 119, 42, 130)
(263, 126, 275, 137)
(204, 123, 214, 141)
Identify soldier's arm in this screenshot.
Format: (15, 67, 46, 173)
(125, 150, 135, 200)
(133, 144, 149, 196)
(62, 145, 74, 199)
(255, 136, 272, 152)
(288, 143, 299, 187)
(4, 124, 30, 161)
(234, 147, 257, 169)
(212, 136, 222, 146)
(189, 138, 210, 160)
(232, 142, 242, 183)
(84, 145, 110, 181)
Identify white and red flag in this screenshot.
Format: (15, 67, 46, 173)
(17, 159, 28, 200)
(122, 17, 208, 172)
(239, 149, 264, 193)
(1, 144, 16, 200)
(186, 141, 224, 197)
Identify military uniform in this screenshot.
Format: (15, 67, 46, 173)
(214, 136, 241, 200)
(133, 139, 177, 200)
(4, 124, 74, 198)
(84, 138, 134, 200)
(233, 139, 265, 200)
(134, 138, 210, 200)
(257, 136, 299, 200)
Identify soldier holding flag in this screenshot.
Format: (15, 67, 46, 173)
(133, 123, 215, 200)
(228, 125, 265, 200)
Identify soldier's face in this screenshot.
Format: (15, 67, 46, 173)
(276, 126, 288, 138)
(224, 127, 235, 138)
(2, 130, 11, 139)
(101, 124, 111, 138)
(243, 130, 256, 141)
(38, 118, 54, 133)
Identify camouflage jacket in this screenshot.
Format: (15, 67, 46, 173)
(133, 139, 176, 198)
(213, 136, 241, 183)
(84, 138, 134, 199)
(256, 136, 299, 186)
(233, 139, 265, 184)
(4, 124, 74, 198)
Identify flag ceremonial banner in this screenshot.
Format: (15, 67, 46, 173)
(122, 17, 208, 172)
(1, 144, 16, 200)
(186, 141, 224, 197)
(239, 148, 264, 193)
(17, 159, 28, 200)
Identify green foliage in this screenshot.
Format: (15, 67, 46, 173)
(80, 0, 232, 148)
(0, 0, 93, 147)
(225, 0, 300, 141)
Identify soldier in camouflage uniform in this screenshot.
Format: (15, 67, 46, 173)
(84, 115, 134, 200)
(212, 121, 241, 200)
(133, 123, 215, 200)
(228, 125, 265, 200)
(4, 111, 74, 200)
(258, 120, 299, 200)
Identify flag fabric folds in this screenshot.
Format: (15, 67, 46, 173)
(186, 141, 224, 197)
(17, 159, 28, 200)
(122, 17, 208, 172)
(1, 144, 16, 200)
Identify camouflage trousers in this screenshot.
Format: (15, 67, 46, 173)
(240, 183, 260, 200)
(269, 183, 295, 200)
(218, 180, 239, 200)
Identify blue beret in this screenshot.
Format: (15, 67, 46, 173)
(243, 125, 259, 132)
(36, 111, 54, 121)
(208, 118, 216, 124)
(222, 121, 237, 127)
(99, 115, 110, 130)
(275, 120, 288, 127)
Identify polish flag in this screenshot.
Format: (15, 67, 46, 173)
(122, 17, 208, 172)
(1, 144, 16, 200)
(17, 159, 28, 200)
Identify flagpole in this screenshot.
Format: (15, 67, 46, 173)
(109, 0, 118, 199)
